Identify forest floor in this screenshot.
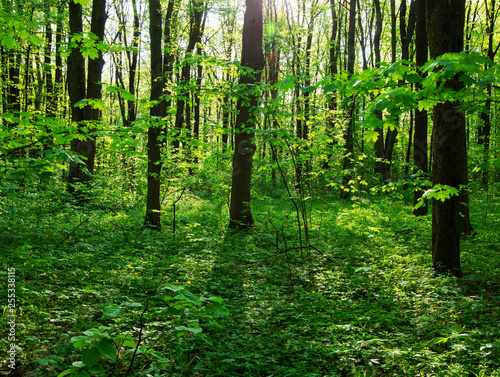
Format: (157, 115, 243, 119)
(1, 180, 500, 376)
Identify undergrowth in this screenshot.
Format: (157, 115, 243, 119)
(1, 176, 499, 376)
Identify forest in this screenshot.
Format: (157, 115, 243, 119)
(1, 0, 500, 375)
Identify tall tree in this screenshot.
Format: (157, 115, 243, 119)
(426, 0, 466, 276)
(228, 0, 265, 228)
(172, 0, 205, 151)
(145, 0, 166, 229)
(67, 0, 87, 191)
(340, 0, 356, 197)
(413, 0, 428, 216)
(85, 0, 107, 173)
(478, 0, 500, 185)
(67, 0, 106, 192)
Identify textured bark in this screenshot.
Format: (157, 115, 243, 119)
(145, 0, 165, 229)
(427, 0, 466, 276)
(67, 0, 87, 191)
(84, 0, 107, 176)
(413, 0, 428, 216)
(228, 0, 265, 229)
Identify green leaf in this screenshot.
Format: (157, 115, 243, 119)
(175, 325, 203, 334)
(96, 339, 117, 361)
(207, 301, 229, 317)
(174, 289, 201, 306)
(364, 131, 380, 143)
(74, 99, 88, 108)
(71, 335, 90, 348)
(57, 368, 80, 377)
(279, 77, 295, 91)
(74, 371, 91, 377)
(301, 85, 316, 94)
(323, 83, 338, 93)
(89, 364, 105, 373)
(102, 304, 124, 318)
(81, 347, 100, 368)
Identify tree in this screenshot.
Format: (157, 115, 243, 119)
(228, 0, 265, 229)
(145, 0, 166, 229)
(413, 0, 428, 216)
(67, 0, 107, 193)
(426, 0, 466, 276)
(340, 0, 356, 197)
(85, 0, 107, 174)
(478, 0, 500, 186)
(67, 0, 87, 191)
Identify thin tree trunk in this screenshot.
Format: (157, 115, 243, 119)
(340, 0, 356, 198)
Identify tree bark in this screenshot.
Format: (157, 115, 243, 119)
(427, 0, 466, 276)
(84, 0, 107, 175)
(413, 0, 428, 216)
(145, 0, 165, 229)
(228, 0, 265, 229)
(340, 0, 356, 197)
(67, 0, 87, 191)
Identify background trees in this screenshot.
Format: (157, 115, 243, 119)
(0, 0, 499, 264)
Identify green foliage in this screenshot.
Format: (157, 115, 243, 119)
(56, 289, 228, 377)
(1, 175, 499, 376)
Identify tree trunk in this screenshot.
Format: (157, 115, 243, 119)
(228, 0, 265, 229)
(427, 0, 466, 276)
(340, 0, 356, 198)
(478, 0, 499, 186)
(173, 0, 204, 151)
(54, 3, 64, 114)
(145, 0, 166, 229)
(67, 0, 87, 191)
(324, 0, 339, 170)
(413, 0, 428, 216)
(84, 0, 107, 175)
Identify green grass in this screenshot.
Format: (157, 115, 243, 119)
(1, 179, 499, 376)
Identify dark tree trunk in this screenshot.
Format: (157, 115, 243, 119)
(44, 8, 55, 120)
(145, 0, 166, 229)
(54, 3, 64, 113)
(413, 0, 428, 216)
(426, 0, 466, 276)
(373, 0, 384, 175)
(84, 0, 107, 174)
(324, 0, 339, 170)
(67, 0, 87, 191)
(267, 0, 279, 183)
(127, 0, 141, 128)
(340, 0, 356, 197)
(228, 0, 265, 229)
(478, 0, 499, 186)
(173, 0, 204, 151)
